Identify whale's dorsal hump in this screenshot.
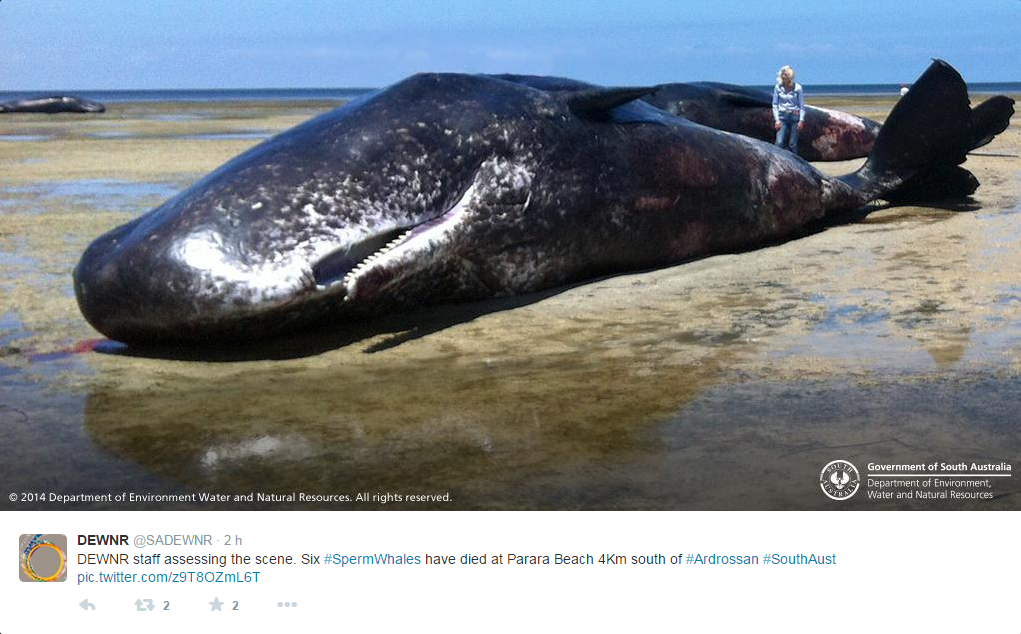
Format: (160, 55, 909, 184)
(716, 91, 772, 109)
(566, 87, 656, 118)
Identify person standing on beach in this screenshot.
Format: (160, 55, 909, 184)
(772, 65, 804, 154)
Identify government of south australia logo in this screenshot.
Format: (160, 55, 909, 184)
(819, 460, 860, 500)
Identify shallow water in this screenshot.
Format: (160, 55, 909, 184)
(0, 179, 180, 213)
(0, 135, 51, 142)
(143, 113, 209, 122)
(2, 344, 1018, 510)
(0, 99, 1018, 511)
(177, 130, 272, 140)
(85, 130, 271, 141)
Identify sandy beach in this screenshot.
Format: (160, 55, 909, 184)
(1, 94, 1018, 510)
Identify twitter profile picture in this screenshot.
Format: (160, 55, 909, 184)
(19, 534, 67, 582)
(819, 460, 861, 501)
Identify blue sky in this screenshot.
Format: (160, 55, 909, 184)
(1, 0, 1018, 89)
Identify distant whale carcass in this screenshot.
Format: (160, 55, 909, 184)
(73, 61, 1012, 345)
(0, 95, 105, 114)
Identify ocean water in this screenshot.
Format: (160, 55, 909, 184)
(1, 83, 1018, 104)
(0, 88, 374, 103)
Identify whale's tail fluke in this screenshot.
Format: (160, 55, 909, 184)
(838, 60, 1009, 203)
(970, 95, 1015, 150)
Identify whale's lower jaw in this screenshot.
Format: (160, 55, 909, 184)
(79, 289, 358, 346)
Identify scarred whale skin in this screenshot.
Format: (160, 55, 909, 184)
(0, 95, 105, 114)
(73, 61, 997, 345)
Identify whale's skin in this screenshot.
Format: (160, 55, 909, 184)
(0, 95, 105, 114)
(640, 82, 882, 161)
(74, 73, 909, 345)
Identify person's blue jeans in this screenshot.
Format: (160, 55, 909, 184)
(775, 113, 800, 154)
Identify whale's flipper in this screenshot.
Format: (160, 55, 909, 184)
(970, 95, 1015, 150)
(566, 87, 656, 118)
(838, 60, 976, 202)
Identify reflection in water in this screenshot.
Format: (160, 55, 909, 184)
(921, 326, 971, 368)
(0, 370, 181, 508)
(84, 351, 730, 509)
(80, 349, 1021, 510)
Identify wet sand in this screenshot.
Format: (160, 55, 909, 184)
(1, 95, 1019, 510)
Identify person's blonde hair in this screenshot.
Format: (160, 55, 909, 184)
(778, 65, 795, 84)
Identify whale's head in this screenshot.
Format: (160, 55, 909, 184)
(52, 96, 105, 113)
(74, 74, 554, 345)
(73, 97, 106, 113)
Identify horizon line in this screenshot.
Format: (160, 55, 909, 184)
(2, 80, 1020, 93)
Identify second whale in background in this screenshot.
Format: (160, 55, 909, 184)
(642, 81, 1014, 161)
(0, 95, 106, 114)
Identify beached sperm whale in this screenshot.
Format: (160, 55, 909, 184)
(642, 82, 1015, 161)
(74, 60, 1012, 345)
(0, 95, 105, 114)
